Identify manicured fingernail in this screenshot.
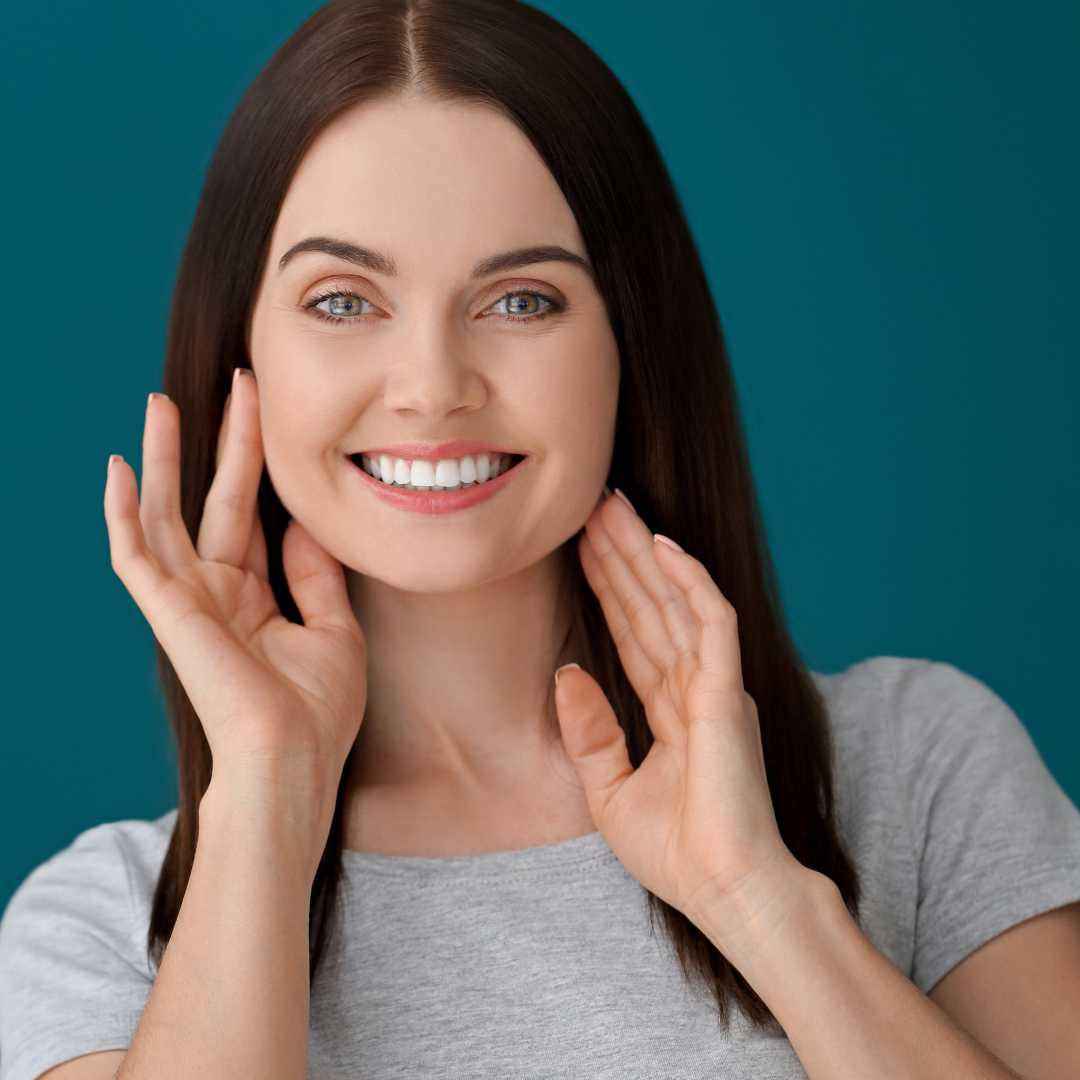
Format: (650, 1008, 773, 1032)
(554, 662, 582, 687)
(147, 392, 168, 406)
(613, 487, 635, 513)
(654, 533, 683, 552)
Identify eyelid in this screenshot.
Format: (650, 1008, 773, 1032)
(301, 276, 565, 311)
(303, 276, 387, 311)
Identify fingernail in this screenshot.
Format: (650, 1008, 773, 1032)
(654, 533, 683, 552)
(613, 487, 635, 513)
(147, 391, 168, 406)
(554, 662, 582, 687)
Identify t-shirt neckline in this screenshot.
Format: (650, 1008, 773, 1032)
(340, 827, 615, 878)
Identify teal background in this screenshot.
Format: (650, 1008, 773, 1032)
(2, 1, 1077, 907)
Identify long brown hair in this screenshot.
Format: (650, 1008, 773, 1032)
(147, 0, 861, 1033)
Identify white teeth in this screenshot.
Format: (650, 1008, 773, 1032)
(360, 452, 515, 492)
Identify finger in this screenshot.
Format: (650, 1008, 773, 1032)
(214, 389, 233, 472)
(197, 368, 265, 567)
(281, 517, 362, 639)
(553, 662, 634, 828)
(650, 537, 744, 696)
(245, 494, 270, 580)
(213, 386, 270, 580)
(578, 528, 660, 690)
(580, 528, 698, 749)
(584, 493, 697, 671)
(104, 454, 172, 617)
(139, 393, 199, 571)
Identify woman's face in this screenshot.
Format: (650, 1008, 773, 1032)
(247, 94, 619, 593)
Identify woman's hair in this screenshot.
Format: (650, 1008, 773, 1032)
(146, 0, 861, 1033)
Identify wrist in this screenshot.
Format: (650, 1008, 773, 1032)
(686, 855, 841, 973)
(198, 774, 335, 881)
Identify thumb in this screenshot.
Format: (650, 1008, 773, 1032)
(281, 518, 360, 637)
(554, 663, 634, 827)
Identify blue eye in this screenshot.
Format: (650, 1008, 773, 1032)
(489, 290, 561, 322)
(302, 287, 563, 326)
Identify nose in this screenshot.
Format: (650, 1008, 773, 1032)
(381, 339, 488, 419)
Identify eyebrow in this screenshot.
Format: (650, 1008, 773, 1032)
(277, 236, 594, 283)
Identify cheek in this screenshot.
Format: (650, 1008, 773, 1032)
(544, 323, 619, 419)
(259, 372, 346, 445)
(255, 392, 332, 493)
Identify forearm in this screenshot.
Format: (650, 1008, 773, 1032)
(689, 864, 1024, 1080)
(117, 783, 319, 1080)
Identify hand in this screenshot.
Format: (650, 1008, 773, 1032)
(553, 489, 806, 943)
(103, 368, 368, 820)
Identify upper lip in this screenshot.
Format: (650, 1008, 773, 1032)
(351, 441, 526, 462)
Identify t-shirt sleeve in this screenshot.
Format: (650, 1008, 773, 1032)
(889, 659, 1080, 995)
(0, 822, 154, 1080)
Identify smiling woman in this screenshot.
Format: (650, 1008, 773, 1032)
(3, 0, 1079, 1079)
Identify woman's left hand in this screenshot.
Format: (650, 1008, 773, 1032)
(553, 488, 806, 939)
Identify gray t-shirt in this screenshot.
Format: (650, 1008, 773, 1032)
(3, 655, 1080, 1080)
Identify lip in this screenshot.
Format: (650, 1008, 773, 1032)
(346, 452, 529, 515)
(354, 440, 525, 462)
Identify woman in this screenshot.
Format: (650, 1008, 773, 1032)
(2, 1, 1079, 1078)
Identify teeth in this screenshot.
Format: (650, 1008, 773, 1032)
(360, 452, 516, 492)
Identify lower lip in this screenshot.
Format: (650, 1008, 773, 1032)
(346, 455, 529, 515)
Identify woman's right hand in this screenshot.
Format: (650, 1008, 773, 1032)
(103, 367, 368, 828)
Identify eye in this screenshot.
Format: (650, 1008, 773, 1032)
(303, 288, 376, 324)
(488, 290, 562, 323)
(301, 287, 564, 326)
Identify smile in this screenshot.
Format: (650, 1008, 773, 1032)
(352, 451, 526, 492)
(346, 452, 529, 515)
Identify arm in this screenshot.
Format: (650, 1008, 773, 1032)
(115, 781, 321, 1080)
(687, 864, 1026, 1080)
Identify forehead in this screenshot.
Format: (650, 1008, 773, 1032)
(271, 96, 585, 277)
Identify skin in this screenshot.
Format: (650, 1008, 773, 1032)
(246, 92, 620, 846)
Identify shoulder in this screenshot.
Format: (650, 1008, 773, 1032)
(810, 652, 942, 710)
(810, 653, 1020, 758)
(0, 810, 177, 1079)
(807, 654, 1049, 842)
(1, 808, 178, 967)
(808, 653, 938, 775)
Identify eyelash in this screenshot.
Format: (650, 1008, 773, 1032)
(302, 286, 563, 326)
